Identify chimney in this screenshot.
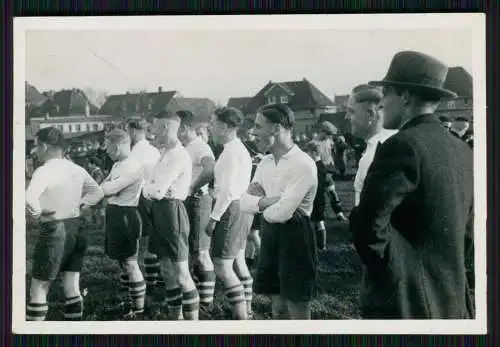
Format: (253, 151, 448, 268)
(158, 86, 163, 93)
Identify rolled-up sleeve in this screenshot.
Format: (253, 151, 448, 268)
(101, 160, 143, 197)
(262, 163, 316, 224)
(80, 170, 104, 206)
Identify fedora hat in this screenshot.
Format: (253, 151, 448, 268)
(369, 51, 457, 99)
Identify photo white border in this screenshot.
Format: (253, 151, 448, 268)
(12, 13, 487, 335)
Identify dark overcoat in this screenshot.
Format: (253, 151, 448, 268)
(349, 113, 474, 319)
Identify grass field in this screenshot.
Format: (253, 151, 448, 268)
(25, 173, 363, 321)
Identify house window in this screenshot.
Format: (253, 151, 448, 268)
(267, 96, 276, 104)
(280, 96, 289, 103)
(93, 123, 99, 131)
(57, 125, 64, 132)
(75, 124, 81, 132)
(68, 124, 73, 132)
(447, 101, 456, 109)
(85, 124, 90, 132)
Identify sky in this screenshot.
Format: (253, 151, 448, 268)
(25, 28, 473, 105)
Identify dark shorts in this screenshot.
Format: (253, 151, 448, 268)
(186, 193, 213, 254)
(211, 200, 250, 259)
(254, 210, 318, 302)
(251, 214, 262, 230)
(32, 217, 87, 281)
(137, 194, 154, 237)
(150, 199, 190, 262)
(105, 205, 142, 261)
(311, 201, 326, 222)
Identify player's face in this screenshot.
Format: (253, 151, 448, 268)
(34, 138, 48, 162)
(252, 113, 275, 153)
(382, 86, 405, 130)
(346, 101, 371, 140)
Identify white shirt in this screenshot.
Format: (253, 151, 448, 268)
(353, 128, 398, 206)
(130, 139, 161, 182)
(211, 137, 252, 221)
(185, 136, 215, 195)
(143, 142, 192, 201)
(101, 155, 144, 207)
(240, 145, 318, 224)
(26, 158, 104, 222)
(317, 138, 335, 166)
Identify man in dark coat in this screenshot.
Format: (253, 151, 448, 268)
(350, 51, 474, 319)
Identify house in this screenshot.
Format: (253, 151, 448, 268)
(27, 88, 111, 144)
(25, 82, 48, 122)
(227, 97, 252, 113)
(99, 87, 217, 123)
(333, 95, 350, 113)
(436, 66, 473, 123)
(99, 87, 180, 120)
(242, 78, 336, 136)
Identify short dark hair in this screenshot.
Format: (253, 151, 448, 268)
(257, 104, 295, 129)
(176, 110, 196, 128)
(35, 127, 66, 149)
(214, 107, 243, 128)
(127, 118, 149, 130)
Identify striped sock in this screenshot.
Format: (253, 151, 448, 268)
(196, 270, 216, 307)
(63, 296, 83, 321)
(129, 280, 147, 313)
(165, 287, 183, 320)
(240, 276, 254, 304)
(224, 283, 246, 311)
(26, 302, 48, 321)
(182, 289, 200, 320)
(119, 273, 129, 290)
(144, 257, 160, 285)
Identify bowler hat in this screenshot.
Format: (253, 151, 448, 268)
(369, 51, 457, 99)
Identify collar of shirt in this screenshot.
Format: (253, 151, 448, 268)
(366, 128, 397, 149)
(186, 135, 203, 147)
(223, 137, 240, 149)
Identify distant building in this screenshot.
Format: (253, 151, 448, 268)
(227, 97, 253, 114)
(26, 87, 111, 145)
(99, 87, 217, 123)
(241, 78, 336, 136)
(436, 66, 473, 124)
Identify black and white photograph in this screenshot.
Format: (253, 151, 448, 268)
(13, 14, 486, 334)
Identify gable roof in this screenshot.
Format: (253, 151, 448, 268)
(99, 90, 178, 117)
(443, 66, 473, 97)
(245, 78, 334, 113)
(334, 95, 350, 108)
(227, 97, 252, 111)
(25, 82, 48, 107)
(31, 89, 100, 119)
(168, 97, 217, 123)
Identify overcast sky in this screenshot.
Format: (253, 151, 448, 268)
(25, 29, 473, 105)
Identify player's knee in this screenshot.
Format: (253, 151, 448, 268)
(197, 251, 213, 269)
(213, 259, 234, 282)
(175, 261, 193, 286)
(120, 259, 139, 273)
